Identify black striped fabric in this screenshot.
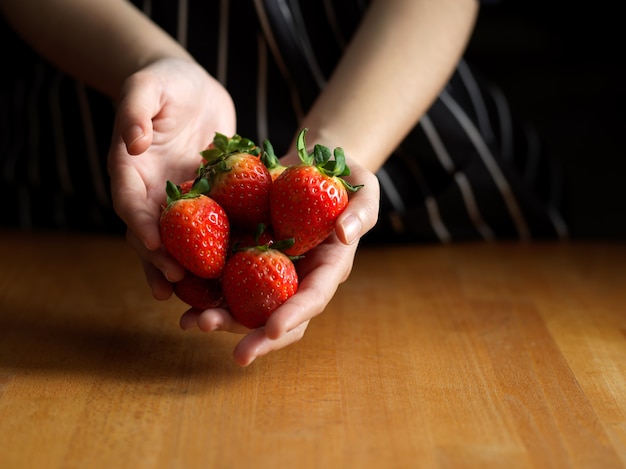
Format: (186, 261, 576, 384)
(0, 0, 567, 242)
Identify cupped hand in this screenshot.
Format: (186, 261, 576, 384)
(107, 57, 236, 299)
(180, 161, 380, 366)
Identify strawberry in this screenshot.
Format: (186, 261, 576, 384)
(174, 270, 223, 310)
(220, 240, 299, 329)
(269, 128, 362, 256)
(260, 138, 287, 181)
(200, 133, 272, 230)
(159, 179, 230, 279)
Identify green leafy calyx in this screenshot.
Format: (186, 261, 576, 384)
(200, 132, 260, 165)
(260, 139, 285, 172)
(165, 177, 210, 205)
(295, 128, 363, 193)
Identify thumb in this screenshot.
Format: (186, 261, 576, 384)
(115, 72, 159, 155)
(336, 164, 380, 245)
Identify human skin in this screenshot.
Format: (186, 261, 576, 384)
(1, 0, 478, 366)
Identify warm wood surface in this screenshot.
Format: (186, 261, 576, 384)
(0, 232, 625, 469)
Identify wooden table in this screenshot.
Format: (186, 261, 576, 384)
(0, 231, 625, 468)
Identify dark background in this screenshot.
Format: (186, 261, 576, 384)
(466, 1, 625, 240)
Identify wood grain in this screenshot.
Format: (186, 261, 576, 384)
(0, 232, 624, 468)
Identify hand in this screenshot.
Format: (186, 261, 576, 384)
(107, 57, 236, 300)
(179, 160, 380, 366)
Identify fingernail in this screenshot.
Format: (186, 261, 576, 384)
(125, 125, 145, 152)
(340, 214, 362, 245)
(164, 266, 185, 283)
(163, 268, 175, 282)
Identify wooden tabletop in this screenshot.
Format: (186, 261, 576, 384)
(0, 231, 625, 469)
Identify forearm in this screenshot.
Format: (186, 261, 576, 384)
(0, 0, 192, 99)
(300, 0, 479, 172)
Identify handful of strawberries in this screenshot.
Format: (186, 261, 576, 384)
(159, 128, 361, 329)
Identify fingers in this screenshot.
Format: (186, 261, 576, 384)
(111, 176, 162, 251)
(115, 71, 159, 156)
(179, 286, 319, 366)
(140, 258, 175, 301)
(126, 229, 185, 297)
(124, 124, 152, 156)
(108, 74, 162, 252)
(265, 240, 357, 340)
(180, 307, 251, 334)
(180, 306, 309, 367)
(261, 285, 326, 340)
(232, 321, 309, 367)
(126, 229, 185, 282)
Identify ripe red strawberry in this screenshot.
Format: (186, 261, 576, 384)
(269, 128, 362, 256)
(221, 241, 299, 329)
(159, 180, 230, 279)
(201, 133, 272, 230)
(174, 270, 223, 310)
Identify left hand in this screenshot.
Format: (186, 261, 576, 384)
(107, 57, 236, 300)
